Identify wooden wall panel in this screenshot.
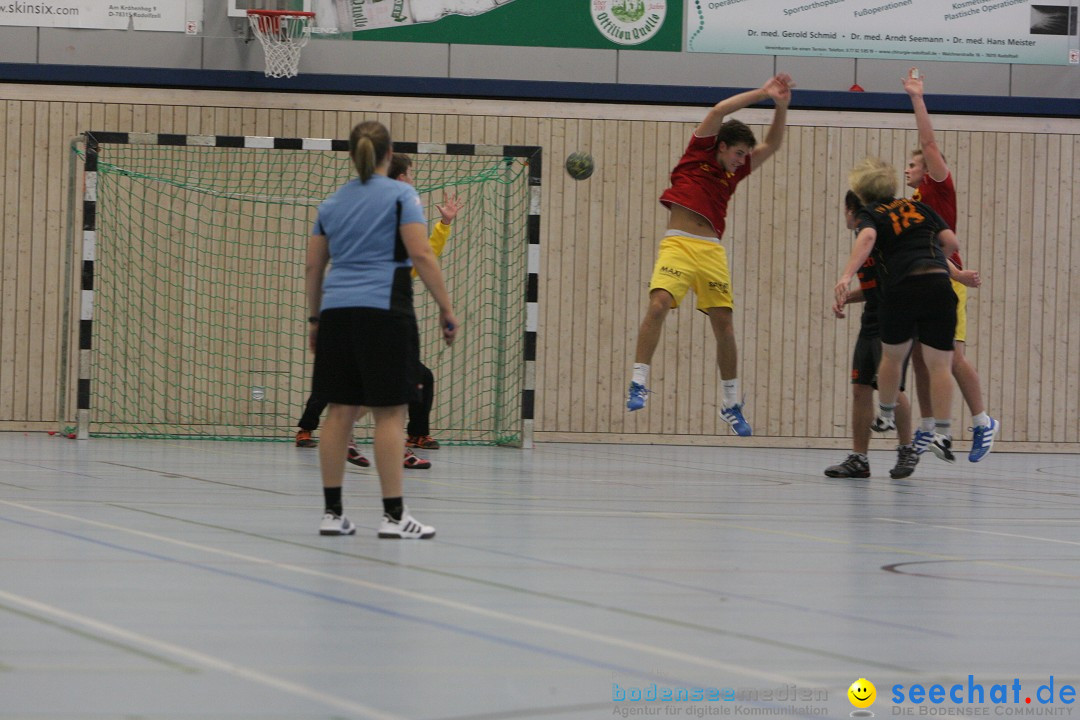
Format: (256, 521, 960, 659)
(0, 83, 1077, 452)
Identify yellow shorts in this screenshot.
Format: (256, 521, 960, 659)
(952, 279, 967, 343)
(648, 233, 733, 311)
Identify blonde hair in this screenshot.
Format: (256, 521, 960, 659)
(348, 121, 391, 183)
(849, 157, 897, 204)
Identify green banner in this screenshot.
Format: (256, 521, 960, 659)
(325, 0, 682, 51)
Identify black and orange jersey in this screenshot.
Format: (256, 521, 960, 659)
(855, 197, 949, 292)
(856, 253, 880, 334)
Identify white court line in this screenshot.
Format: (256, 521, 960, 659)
(877, 518, 1080, 547)
(0, 499, 808, 687)
(0, 589, 404, 720)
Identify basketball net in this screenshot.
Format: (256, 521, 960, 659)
(248, 10, 314, 79)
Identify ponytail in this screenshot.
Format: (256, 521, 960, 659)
(348, 121, 391, 183)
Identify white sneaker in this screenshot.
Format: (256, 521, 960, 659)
(319, 512, 356, 536)
(929, 434, 956, 463)
(870, 414, 896, 432)
(378, 508, 435, 539)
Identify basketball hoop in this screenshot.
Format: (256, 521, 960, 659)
(247, 9, 315, 79)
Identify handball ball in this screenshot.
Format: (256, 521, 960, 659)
(565, 152, 595, 180)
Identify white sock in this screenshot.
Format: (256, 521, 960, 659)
(920, 417, 935, 433)
(722, 379, 739, 408)
(972, 412, 989, 428)
(632, 363, 650, 386)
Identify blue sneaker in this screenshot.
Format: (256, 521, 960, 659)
(719, 402, 752, 436)
(968, 417, 999, 462)
(626, 382, 649, 411)
(912, 429, 934, 455)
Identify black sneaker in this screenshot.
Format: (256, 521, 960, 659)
(824, 454, 870, 478)
(889, 444, 920, 479)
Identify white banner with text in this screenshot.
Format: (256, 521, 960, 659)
(0, 1, 203, 32)
(687, 0, 1080, 66)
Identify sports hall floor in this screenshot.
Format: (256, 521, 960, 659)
(1, 432, 1078, 719)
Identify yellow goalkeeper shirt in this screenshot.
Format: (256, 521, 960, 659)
(411, 221, 451, 279)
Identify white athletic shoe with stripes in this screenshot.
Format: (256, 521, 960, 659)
(378, 508, 436, 539)
(319, 512, 356, 536)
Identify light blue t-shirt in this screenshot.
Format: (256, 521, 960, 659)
(313, 174, 426, 312)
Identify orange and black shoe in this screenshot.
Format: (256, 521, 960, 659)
(295, 430, 317, 448)
(405, 435, 440, 450)
(346, 442, 371, 468)
(403, 448, 432, 470)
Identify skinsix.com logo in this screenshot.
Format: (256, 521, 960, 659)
(846, 676, 1077, 717)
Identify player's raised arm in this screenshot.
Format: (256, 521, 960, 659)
(903, 68, 949, 182)
(696, 73, 793, 138)
(749, 74, 793, 167)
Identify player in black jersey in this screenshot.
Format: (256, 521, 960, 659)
(834, 158, 960, 457)
(828, 192, 918, 480)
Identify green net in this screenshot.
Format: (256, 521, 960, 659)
(86, 142, 530, 444)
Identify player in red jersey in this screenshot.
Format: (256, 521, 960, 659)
(899, 68, 999, 463)
(626, 74, 793, 436)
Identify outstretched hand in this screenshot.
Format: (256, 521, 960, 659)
(436, 191, 465, 225)
(902, 67, 924, 98)
(763, 73, 794, 106)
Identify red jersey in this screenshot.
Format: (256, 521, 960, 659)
(659, 133, 752, 240)
(912, 171, 962, 268)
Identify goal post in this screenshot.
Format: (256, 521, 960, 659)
(78, 131, 540, 447)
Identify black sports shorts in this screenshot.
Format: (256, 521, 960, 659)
(312, 307, 419, 407)
(879, 273, 957, 352)
(851, 331, 909, 391)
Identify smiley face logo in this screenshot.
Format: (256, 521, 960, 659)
(848, 678, 876, 708)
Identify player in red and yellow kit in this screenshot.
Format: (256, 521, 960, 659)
(901, 68, 999, 463)
(626, 74, 793, 436)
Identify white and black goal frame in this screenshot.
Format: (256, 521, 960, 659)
(78, 131, 541, 447)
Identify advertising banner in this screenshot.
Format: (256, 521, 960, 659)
(0, 1, 200, 31)
(314, 0, 681, 50)
(687, 0, 1080, 66)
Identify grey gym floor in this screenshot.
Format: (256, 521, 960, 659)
(1, 433, 1078, 720)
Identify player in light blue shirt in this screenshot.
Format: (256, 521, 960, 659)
(305, 120, 458, 540)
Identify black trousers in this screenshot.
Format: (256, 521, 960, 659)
(298, 362, 434, 436)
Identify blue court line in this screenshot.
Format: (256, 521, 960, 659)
(420, 506, 955, 641)
(0, 512, 740, 690)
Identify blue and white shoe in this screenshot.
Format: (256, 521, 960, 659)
(627, 382, 649, 411)
(968, 417, 999, 463)
(912, 429, 934, 455)
(719, 402, 752, 436)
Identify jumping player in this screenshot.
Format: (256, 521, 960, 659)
(626, 73, 793, 436)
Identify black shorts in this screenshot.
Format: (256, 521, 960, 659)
(312, 307, 419, 407)
(851, 330, 908, 391)
(879, 274, 957, 352)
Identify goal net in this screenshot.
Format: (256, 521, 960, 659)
(79, 133, 539, 445)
